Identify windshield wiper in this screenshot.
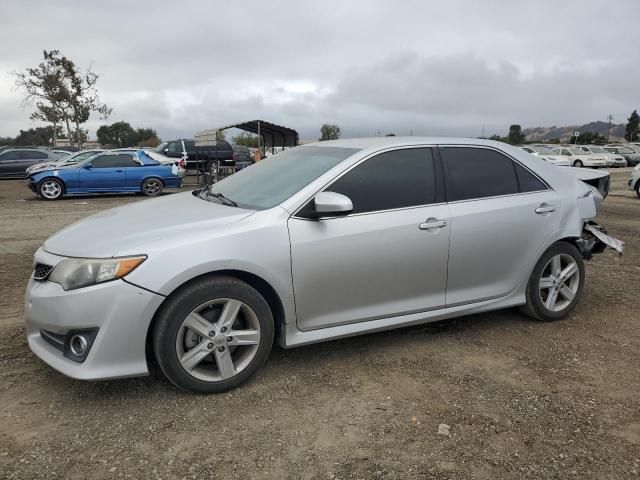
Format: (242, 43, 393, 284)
(200, 189, 238, 207)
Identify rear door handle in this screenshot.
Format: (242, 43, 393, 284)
(535, 204, 556, 214)
(419, 218, 447, 230)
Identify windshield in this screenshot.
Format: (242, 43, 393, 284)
(61, 151, 100, 164)
(204, 146, 360, 210)
(153, 142, 168, 153)
(615, 146, 634, 154)
(588, 147, 606, 153)
(569, 148, 585, 155)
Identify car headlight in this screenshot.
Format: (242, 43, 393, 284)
(48, 255, 146, 290)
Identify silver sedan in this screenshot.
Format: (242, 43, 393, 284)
(25, 138, 618, 393)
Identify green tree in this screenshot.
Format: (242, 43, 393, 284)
(13, 50, 70, 148)
(508, 124, 526, 145)
(14, 126, 62, 146)
(319, 123, 340, 141)
(576, 131, 606, 145)
(97, 122, 160, 147)
(625, 110, 639, 142)
(233, 132, 260, 148)
(13, 50, 111, 150)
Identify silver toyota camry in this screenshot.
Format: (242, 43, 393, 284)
(25, 138, 619, 393)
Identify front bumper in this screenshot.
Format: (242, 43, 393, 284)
(27, 179, 37, 193)
(25, 249, 165, 380)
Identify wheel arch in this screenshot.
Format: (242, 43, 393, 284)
(140, 175, 165, 187)
(144, 269, 286, 369)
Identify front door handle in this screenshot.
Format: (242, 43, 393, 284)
(419, 218, 447, 230)
(535, 204, 556, 214)
(115, 169, 123, 173)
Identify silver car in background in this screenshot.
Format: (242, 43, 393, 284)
(25, 138, 618, 393)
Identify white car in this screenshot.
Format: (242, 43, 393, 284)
(25, 149, 104, 174)
(628, 164, 640, 198)
(579, 146, 626, 168)
(520, 146, 570, 166)
(552, 147, 607, 168)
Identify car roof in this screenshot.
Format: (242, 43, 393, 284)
(303, 136, 518, 149)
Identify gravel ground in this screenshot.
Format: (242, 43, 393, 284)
(0, 170, 639, 480)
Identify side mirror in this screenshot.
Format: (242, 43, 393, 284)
(164, 148, 169, 154)
(312, 191, 353, 218)
(84, 164, 93, 169)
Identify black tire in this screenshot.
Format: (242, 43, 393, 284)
(521, 242, 585, 322)
(635, 181, 640, 199)
(141, 177, 163, 197)
(38, 178, 64, 200)
(573, 160, 583, 168)
(152, 275, 274, 393)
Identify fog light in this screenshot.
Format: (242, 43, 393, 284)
(69, 334, 88, 357)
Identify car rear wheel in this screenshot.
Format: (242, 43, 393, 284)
(39, 178, 64, 200)
(141, 178, 163, 196)
(573, 160, 583, 168)
(521, 242, 585, 322)
(635, 181, 640, 199)
(153, 276, 274, 393)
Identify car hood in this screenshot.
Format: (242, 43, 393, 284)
(43, 191, 255, 258)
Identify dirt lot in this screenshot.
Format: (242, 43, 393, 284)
(0, 170, 639, 480)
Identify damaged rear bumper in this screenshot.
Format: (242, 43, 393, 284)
(576, 222, 624, 259)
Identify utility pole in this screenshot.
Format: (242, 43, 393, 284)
(606, 114, 613, 143)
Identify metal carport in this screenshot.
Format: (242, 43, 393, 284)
(194, 120, 299, 153)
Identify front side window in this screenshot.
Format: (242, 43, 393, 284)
(326, 148, 436, 214)
(442, 147, 519, 201)
(22, 151, 48, 159)
(167, 142, 183, 153)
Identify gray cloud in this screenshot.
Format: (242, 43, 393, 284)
(1, 0, 638, 141)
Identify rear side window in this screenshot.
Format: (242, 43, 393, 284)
(327, 148, 436, 214)
(514, 163, 546, 192)
(442, 147, 519, 201)
(0, 151, 21, 161)
(91, 154, 138, 168)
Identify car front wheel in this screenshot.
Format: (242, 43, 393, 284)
(635, 181, 640, 199)
(153, 276, 274, 393)
(573, 160, 583, 168)
(521, 242, 585, 322)
(39, 178, 64, 200)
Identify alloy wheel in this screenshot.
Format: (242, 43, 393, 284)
(41, 180, 62, 199)
(175, 298, 261, 382)
(144, 180, 161, 195)
(538, 253, 580, 312)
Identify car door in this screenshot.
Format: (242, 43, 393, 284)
(0, 150, 22, 177)
(20, 150, 49, 173)
(440, 146, 562, 306)
(79, 154, 127, 191)
(288, 147, 451, 331)
(123, 155, 148, 189)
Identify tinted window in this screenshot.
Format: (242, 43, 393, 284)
(22, 150, 48, 159)
(91, 154, 138, 168)
(0, 151, 21, 161)
(514, 163, 546, 192)
(327, 148, 435, 214)
(443, 147, 519, 201)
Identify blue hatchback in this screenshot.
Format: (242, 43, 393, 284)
(27, 150, 183, 200)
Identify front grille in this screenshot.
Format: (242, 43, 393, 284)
(33, 263, 54, 281)
(40, 329, 65, 352)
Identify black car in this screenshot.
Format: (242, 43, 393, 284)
(233, 145, 253, 170)
(0, 148, 62, 179)
(155, 139, 234, 169)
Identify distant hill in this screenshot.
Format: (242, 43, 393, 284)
(523, 121, 626, 142)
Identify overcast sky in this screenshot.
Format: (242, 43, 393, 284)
(1, 0, 638, 141)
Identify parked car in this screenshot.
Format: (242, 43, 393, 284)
(110, 148, 185, 168)
(551, 147, 607, 168)
(154, 139, 234, 169)
(604, 145, 640, 166)
(26, 150, 183, 200)
(628, 164, 640, 198)
(26, 149, 105, 174)
(24, 138, 621, 393)
(233, 145, 253, 170)
(0, 148, 62, 178)
(520, 146, 570, 166)
(578, 146, 626, 168)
